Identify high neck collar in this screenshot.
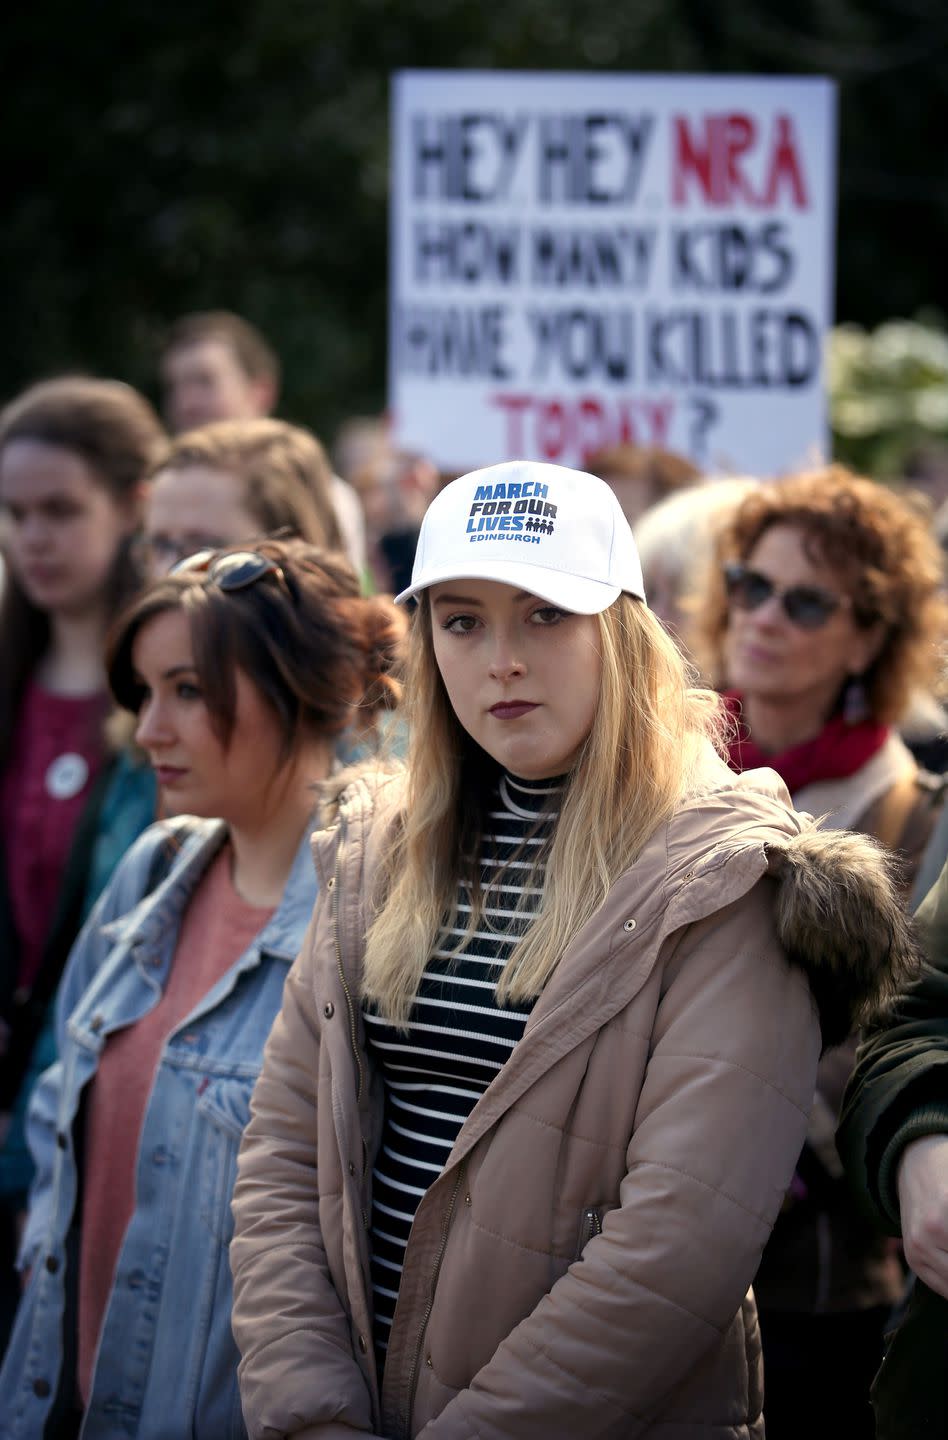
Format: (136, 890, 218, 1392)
(498, 770, 566, 819)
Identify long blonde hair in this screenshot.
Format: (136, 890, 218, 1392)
(363, 594, 722, 1024)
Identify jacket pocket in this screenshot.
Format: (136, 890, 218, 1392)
(197, 1076, 256, 1241)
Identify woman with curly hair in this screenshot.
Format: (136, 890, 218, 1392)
(696, 463, 948, 1439)
(698, 463, 947, 888)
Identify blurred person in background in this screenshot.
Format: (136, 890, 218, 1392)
(632, 476, 760, 665)
(351, 447, 442, 595)
(837, 853, 948, 1440)
(159, 310, 367, 577)
(695, 462, 948, 1439)
(160, 311, 279, 436)
(903, 442, 948, 517)
(585, 442, 704, 526)
(881, 477, 948, 780)
(699, 465, 947, 884)
(142, 418, 343, 578)
(0, 376, 164, 1355)
(332, 412, 391, 487)
(0, 538, 404, 1438)
(112, 416, 353, 890)
(932, 488, 948, 570)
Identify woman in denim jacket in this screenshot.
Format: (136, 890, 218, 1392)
(0, 537, 403, 1439)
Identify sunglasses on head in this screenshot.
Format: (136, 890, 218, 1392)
(169, 548, 288, 594)
(724, 562, 849, 630)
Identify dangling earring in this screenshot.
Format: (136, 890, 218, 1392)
(843, 674, 869, 725)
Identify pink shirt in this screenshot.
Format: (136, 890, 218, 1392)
(0, 681, 107, 990)
(77, 844, 274, 1403)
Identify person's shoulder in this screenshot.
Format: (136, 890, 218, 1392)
(309, 762, 407, 881)
(317, 761, 407, 830)
(106, 815, 218, 900)
(667, 746, 803, 857)
(663, 752, 919, 1049)
(128, 812, 218, 861)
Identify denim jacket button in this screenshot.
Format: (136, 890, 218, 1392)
(33, 1378, 51, 1397)
(56, 1132, 67, 1150)
(89, 1013, 104, 1033)
(44, 1255, 59, 1274)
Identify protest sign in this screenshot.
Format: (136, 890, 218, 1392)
(389, 71, 836, 476)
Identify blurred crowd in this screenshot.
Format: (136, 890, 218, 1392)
(1, 309, 947, 1439)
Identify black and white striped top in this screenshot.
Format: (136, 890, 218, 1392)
(363, 770, 563, 1364)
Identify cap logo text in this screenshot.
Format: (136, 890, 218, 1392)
(467, 479, 558, 542)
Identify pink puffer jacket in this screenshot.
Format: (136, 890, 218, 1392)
(230, 759, 913, 1440)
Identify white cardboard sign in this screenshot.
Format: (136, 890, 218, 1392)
(389, 70, 837, 476)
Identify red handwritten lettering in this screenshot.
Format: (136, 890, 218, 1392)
(489, 393, 677, 464)
(672, 112, 809, 210)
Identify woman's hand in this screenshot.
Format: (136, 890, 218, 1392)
(897, 1134, 948, 1298)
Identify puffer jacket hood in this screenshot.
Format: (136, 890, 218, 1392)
(664, 762, 918, 1048)
(321, 757, 918, 1054)
(765, 823, 916, 1047)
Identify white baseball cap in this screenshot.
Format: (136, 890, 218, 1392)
(395, 460, 646, 614)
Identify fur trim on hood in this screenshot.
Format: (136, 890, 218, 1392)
(317, 761, 404, 824)
(766, 827, 920, 1049)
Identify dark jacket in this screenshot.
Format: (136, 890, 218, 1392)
(837, 861, 948, 1438)
(750, 735, 943, 1319)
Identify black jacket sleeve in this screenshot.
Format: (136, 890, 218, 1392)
(837, 860, 948, 1232)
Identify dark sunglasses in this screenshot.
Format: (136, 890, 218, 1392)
(724, 562, 849, 630)
(169, 548, 288, 594)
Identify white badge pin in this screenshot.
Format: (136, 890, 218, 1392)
(45, 753, 89, 801)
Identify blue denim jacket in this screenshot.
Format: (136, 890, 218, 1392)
(0, 815, 318, 1439)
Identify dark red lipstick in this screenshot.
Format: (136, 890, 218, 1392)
(489, 702, 539, 720)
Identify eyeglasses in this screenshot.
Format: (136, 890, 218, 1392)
(169, 548, 288, 593)
(724, 562, 849, 630)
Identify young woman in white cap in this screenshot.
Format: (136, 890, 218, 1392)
(230, 461, 914, 1440)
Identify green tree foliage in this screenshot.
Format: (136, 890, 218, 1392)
(2, 0, 947, 446)
(829, 316, 948, 480)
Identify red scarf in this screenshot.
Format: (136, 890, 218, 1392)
(723, 691, 889, 794)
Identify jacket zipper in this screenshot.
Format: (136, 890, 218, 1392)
(578, 1205, 603, 1255)
(329, 817, 369, 1245)
(405, 1163, 466, 1435)
(329, 811, 377, 1422)
(330, 817, 364, 1107)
